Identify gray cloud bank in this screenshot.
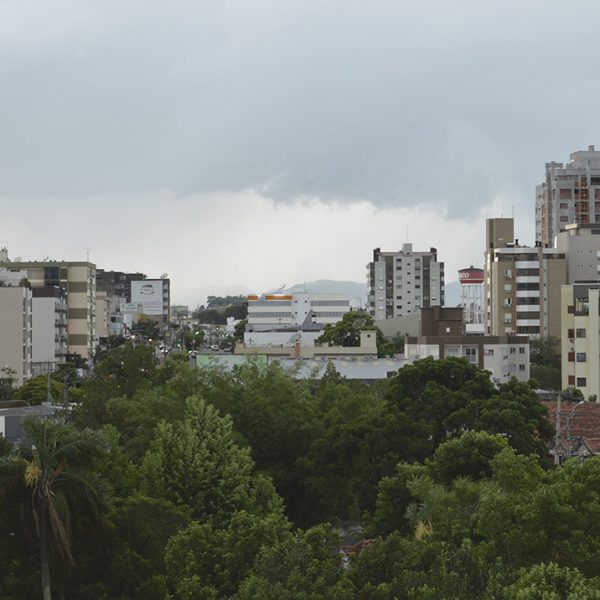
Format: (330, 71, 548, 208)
(2, 0, 600, 217)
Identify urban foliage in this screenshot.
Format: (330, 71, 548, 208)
(530, 335, 562, 390)
(193, 296, 249, 325)
(4, 347, 600, 599)
(316, 310, 392, 357)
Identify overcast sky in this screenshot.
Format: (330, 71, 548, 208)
(2, 0, 600, 306)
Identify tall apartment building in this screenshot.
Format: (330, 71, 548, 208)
(0, 285, 32, 386)
(556, 223, 600, 283)
(560, 285, 600, 398)
(367, 244, 444, 320)
(484, 218, 566, 338)
(96, 270, 147, 301)
(31, 287, 68, 374)
(535, 146, 600, 247)
(0, 260, 96, 361)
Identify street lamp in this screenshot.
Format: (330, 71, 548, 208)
(553, 393, 586, 465)
(565, 400, 585, 457)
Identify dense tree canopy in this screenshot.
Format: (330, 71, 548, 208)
(5, 346, 597, 600)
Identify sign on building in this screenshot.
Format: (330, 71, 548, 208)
(131, 280, 163, 316)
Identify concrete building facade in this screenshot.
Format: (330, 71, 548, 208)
(0, 286, 32, 386)
(556, 223, 600, 283)
(560, 284, 600, 399)
(367, 244, 444, 320)
(130, 278, 171, 330)
(246, 293, 351, 330)
(31, 286, 68, 373)
(405, 335, 530, 384)
(0, 260, 96, 360)
(536, 146, 600, 247)
(484, 218, 566, 339)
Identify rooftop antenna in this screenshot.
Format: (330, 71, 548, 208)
(512, 205, 515, 219)
(85, 248, 91, 262)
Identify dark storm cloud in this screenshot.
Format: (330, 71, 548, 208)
(2, 0, 600, 215)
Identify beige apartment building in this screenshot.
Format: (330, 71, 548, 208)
(367, 244, 444, 320)
(561, 285, 600, 398)
(484, 218, 566, 339)
(556, 223, 600, 283)
(536, 146, 600, 247)
(0, 260, 96, 361)
(0, 285, 32, 386)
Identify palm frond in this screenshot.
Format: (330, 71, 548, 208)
(48, 492, 74, 565)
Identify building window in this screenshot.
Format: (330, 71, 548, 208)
(576, 328, 586, 338)
(567, 328, 575, 339)
(464, 347, 477, 363)
(519, 364, 525, 371)
(519, 347, 525, 354)
(577, 377, 587, 387)
(576, 352, 587, 362)
(510, 347, 516, 354)
(568, 352, 575, 362)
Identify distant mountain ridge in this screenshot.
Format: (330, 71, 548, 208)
(267, 278, 462, 309)
(270, 279, 368, 302)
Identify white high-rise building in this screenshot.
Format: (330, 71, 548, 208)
(536, 146, 600, 247)
(367, 244, 444, 320)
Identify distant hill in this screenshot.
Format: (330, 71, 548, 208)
(270, 280, 368, 303)
(267, 279, 463, 310)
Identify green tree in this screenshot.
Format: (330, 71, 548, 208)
(140, 396, 267, 525)
(530, 336, 561, 390)
(235, 524, 354, 599)
(165, 508, 289, 599)
(233, 319, 247, 342)
(132, 316, 161, 340)
(316, 310, 386, 354)
(224, 302, 248, 320)
(505, 563, 600, 600)
(0, 365, 17, 401)
(458, 379, 554, 459)
(211, 361, 319, 525)
(389, 356, 496, 446)
(193, 308, 227, 324)
(428, 431, 509, 486)
(0, 418, 112, 600)
(74, 345, 156, 428)
(15, 375, 64, 405)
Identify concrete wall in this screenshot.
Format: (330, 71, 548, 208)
(0, 286, 32, 386)
(405, 335, 530, 384)
(195, 353, 406, 380)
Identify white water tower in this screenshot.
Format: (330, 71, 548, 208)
(458, 267, 484, 333)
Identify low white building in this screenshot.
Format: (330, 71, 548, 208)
(405, 335, 530, 384)
(246, 292, 351, 331)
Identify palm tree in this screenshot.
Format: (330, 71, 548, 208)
(0, 417, 112, 600)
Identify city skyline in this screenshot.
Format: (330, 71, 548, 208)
(2, 1, 600, 304)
